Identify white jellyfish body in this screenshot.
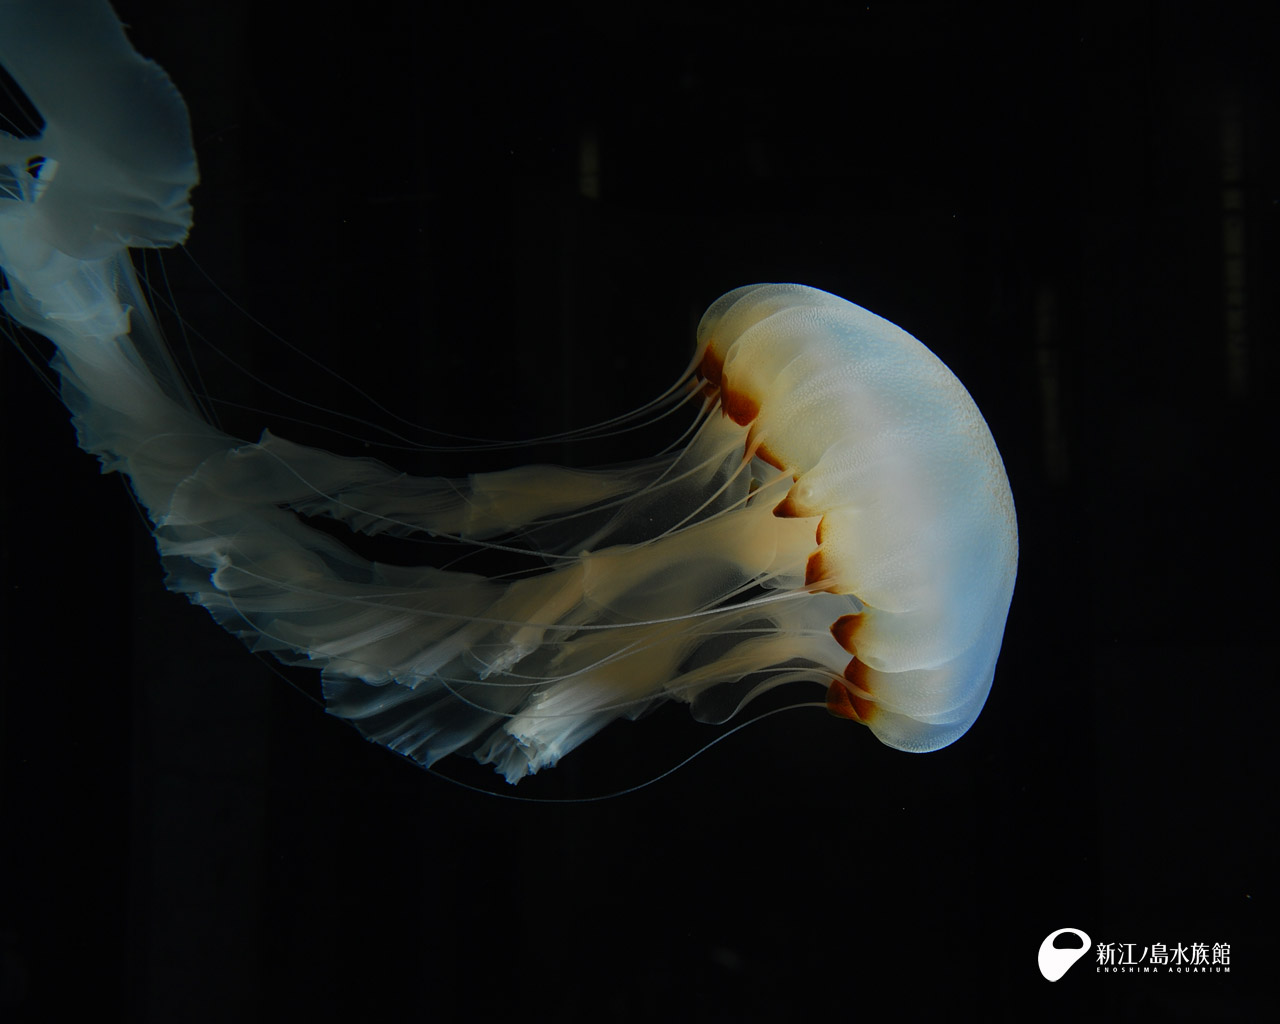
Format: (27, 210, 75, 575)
(0, 1, 1017, 783)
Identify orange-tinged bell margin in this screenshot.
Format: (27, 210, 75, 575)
(704, 339, 872, 723)
(826, 660, 877, 723)
(826, 615, 876, 722)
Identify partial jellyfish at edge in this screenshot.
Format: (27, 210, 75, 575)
(0, 0, 1018, 784)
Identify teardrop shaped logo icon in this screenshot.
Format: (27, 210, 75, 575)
(1038, 928, 1091, 981)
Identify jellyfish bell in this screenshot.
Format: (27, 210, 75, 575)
(0, 1, 1017, 786)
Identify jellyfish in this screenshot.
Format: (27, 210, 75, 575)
(0, 1, 1017, 783)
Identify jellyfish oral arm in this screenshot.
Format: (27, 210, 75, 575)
(0, 0, 220, 509)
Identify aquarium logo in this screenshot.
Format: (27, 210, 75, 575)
(1038, 928, 1091, 981)
(1094, 940, 1231, 974)
(1039, 928, 1233, 980)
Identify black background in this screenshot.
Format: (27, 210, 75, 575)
(1, 2, 1271, 1021)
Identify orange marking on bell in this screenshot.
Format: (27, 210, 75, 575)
(698, 346, 724, 387)
(754, 442, 784, 470)
(805, 549, 831, 589)
(826, 677, 875, 723)
(829, 613, 864, 654)
(721, 380, 759, 425)
(843, 661, 877, 720)
(772, 492, 801, 518)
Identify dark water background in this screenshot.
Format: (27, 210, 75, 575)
(2, 2, 1271, 1020)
